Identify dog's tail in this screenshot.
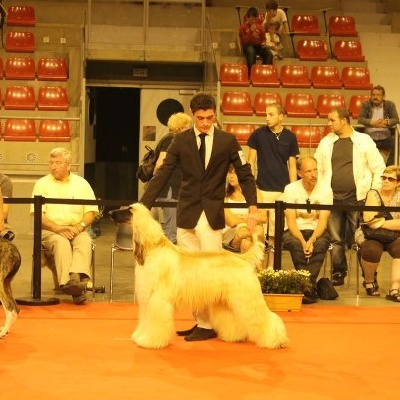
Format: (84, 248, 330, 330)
(240, 234, 265, 270)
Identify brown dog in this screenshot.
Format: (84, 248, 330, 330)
(0, 238, 21, 338)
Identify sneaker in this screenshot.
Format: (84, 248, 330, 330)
(72, 293, 87, 305)
(62, 279, 84, 296)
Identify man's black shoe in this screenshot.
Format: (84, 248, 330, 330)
(302, 289, 318, 304)
(184, 327, 217, 341)
(176, 325, 197, 337)
(332, 272, 347, 286)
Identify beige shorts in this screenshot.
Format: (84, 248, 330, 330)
(259, 190, 283, 238)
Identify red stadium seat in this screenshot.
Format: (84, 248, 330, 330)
(311, 65, 342, 89)
(253, 92, 282, 116)
(280, 65, 311, 88)
(6, 6, 36, 26)
(291, 15, 320, 35)
(4, 85, 35, 110)
(3, 119, 36, 141)
(285, 93, 317, 118)
(38, 120, 71, 142)
(5, 57, 35, 80)
(341, 67, 373, 90)
(5, 31, 35, 52)
(316, 94, 346, 117)
(328, 15, 358, 37)
(297, 39, 328, 61)
(250, 64, 280, 87)
(333, 40, 365, 62)
(291, 126, 323, 148)
(349, 95, 370, 118)
(221, 91, 253, 116)
(225, 124, 255, 145)
(37, 86, 69, 111)
(37, 58, 68, 81)
(0, 59, 3, 79)
(219, 63, 249, 86)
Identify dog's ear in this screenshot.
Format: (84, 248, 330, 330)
(132, 231, 145, 265)
(109, 207, 132, 223)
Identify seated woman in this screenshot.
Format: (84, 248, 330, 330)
(223, 166, 266, 253)
(360, 165, 400, 302)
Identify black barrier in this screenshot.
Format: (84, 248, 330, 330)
(5, 197, 400, 305)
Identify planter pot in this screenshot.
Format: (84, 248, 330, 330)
(263, 293, 303, 312)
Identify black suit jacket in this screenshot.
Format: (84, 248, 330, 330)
(140, 128, 257, 230)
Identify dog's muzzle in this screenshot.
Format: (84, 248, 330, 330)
(109, 207, 132, 223)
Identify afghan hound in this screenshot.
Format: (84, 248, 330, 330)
(110, 204, 288, 350)
(0, 238, 21, 338)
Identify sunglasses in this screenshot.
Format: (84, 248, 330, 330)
(381, 175, 398, 182)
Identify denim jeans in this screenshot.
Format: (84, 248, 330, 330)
(328, 198, 362, 274)
(158, 188, 177, 244)
(242, 44, 273, 72)
(283, 229, 331, 289)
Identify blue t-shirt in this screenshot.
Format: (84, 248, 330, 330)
(247, 126, 299, 191)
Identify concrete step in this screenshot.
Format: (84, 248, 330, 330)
(341, 0, 385, 14)
(357, 24, 391, 33)
(360, 32, 400, 47)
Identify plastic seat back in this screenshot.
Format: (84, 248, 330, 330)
(5, 31, 35, 52)
(291, 126, 322, 148)
(38, 120, 71, 142)
(219, 63, 249, 86)
(37, 86, 69, 111)
(341, 67, 373, 90)
(311, 65, 342, 89)
(328, 15, 357, 36)
(280, 65, 311, 88)
(225, 124, 255, 144)
(285, 93, 317, 118)
(334, 40, 365, 61)
(297, 39, 328, 61)
(291, 15, 320, 35)
(316, 94, 346, 117)
(221, 91, 253, 116)
(250, 64, 280, 87)
(37, 58, 68, 81)
(5, 57, 35, 80)
(254, 92, 282, 116)
(4, 119, 36, 141)
(6, 6, 36, 26)
(349, 95, 370, 118)
(4, 85, 36, 110)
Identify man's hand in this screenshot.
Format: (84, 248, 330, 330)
(246, 206, 259, 233)
(55, 225, 80, 240)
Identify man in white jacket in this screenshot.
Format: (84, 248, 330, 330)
(315, 107, 385, 286)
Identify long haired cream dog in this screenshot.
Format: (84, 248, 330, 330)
(0, 238, 21, 338)
(111, 203, 288, 349)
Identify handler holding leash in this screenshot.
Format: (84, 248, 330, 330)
(140, 92, 259, 341)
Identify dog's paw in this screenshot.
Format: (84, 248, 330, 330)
(0, 327, 8, 338)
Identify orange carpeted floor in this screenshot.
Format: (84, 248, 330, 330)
(1, 303, 398, 400)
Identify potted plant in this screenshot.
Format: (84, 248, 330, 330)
(257, 269, 312, 311)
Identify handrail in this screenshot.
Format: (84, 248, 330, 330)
(6, 196, 399, 304)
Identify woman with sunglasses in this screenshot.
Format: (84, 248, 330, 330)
(359, 165, 400, 301)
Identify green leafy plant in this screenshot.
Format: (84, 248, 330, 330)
(257, 269, 312, 294)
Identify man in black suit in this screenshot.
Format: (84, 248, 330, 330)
(140, 92, 259, 341)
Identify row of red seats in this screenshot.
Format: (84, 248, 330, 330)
(226, 124, 330, 148)
(0, 57, 68, 81)
(1, 119, 70, 142)
(0, 86, 69, 110)
(6, 5, 35, 26)
(220, 64, 372, 90)
(296, 39, 364, 61)
(221, 91, 369, 118)
(291, 15, 357, 37)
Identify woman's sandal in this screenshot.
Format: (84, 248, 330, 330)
(386, 289, 400, 302)
(363, 281, 380, 297)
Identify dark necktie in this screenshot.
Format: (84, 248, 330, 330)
(199, 133, 207, 170)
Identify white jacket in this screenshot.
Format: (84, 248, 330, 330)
(314, 129, 386, 201)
